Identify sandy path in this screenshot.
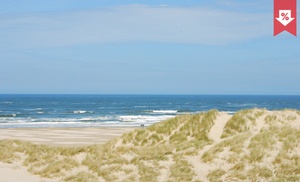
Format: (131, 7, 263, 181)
(208, 112, 231, 142)
(0, 162, 57, 182)
(188, 113, 232, 181)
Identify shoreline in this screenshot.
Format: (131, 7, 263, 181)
(0, 121, 159, 129)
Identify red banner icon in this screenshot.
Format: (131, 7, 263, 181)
(274, 0, 297, 36)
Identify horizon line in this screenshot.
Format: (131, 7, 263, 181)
(0, 94, 300, 96)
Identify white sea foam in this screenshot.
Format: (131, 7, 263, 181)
(118, 115, 174, 123)
(0, 118, 27, 123)
(152, 110, 178, 114)
(0, 114, 175, 128)
(73, 110, 85, 114)
(2, 102, 13, 104)
(79, 118, 94, 121)
(24, 108, 43, 111)
(73, 110, 93, 114)
(225, 111, 236, 114)
(0, 113, 175, 128)
(79, 116, 114, 121)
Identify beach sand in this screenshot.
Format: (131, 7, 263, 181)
(0, 127, 136, 147)
(0, 162, 55, 182)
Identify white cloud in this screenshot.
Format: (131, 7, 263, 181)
(0, 5, 271, 47)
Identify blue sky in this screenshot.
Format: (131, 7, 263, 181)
(0, 0, 299, 94)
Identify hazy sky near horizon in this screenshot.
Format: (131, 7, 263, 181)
(0, 0, 299, 94)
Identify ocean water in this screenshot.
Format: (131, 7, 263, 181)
(0, 95, 299, 128)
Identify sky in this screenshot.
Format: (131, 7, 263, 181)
(0, 0, 299, 95)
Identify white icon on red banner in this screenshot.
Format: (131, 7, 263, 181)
(276, 10, 295, 26)
(274, 0, 297, 36)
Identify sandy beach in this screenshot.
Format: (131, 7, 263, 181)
(0, 127, 136, 147)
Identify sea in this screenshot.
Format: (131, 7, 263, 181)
(0, 95, 299, 128)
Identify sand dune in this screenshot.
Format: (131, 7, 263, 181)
(0, 109, 300, 181)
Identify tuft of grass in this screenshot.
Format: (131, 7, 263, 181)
(122, 131, 135, 144)
(169, 131, 187, 143)
(136, 161, 159, 182)
(286, 115, 297, 121)
(148, 115, 189, 135)
(202, 133, 250, 163)
(247, 148, 264, 163)
(134, 145, 170, 161)
(197, 110, 218, 140)
(37, 158, 79, 178)
(265, 115, 277, 124)
(23, 145, 86, 177)
(277, 126, 300, 150)
(169, 154, 195, 181)
(247, 129, 276, 163)
(272, 126, 300, 180)
(64, 171, 99, 182)
(170, 110, 217, 144)
(247, 165, 273, 179)
(0, 140, 24, 163)
(148, 133, 162, 144)
(227, 154, 239, 164)
(254, 109, 265, 118)
(207, 169, 226, 182)
(201, 146, 224, 163)
(221, 109, 266, 138)
(221, 110, 252, 138)
(226, 172, 247, 181)
(231, 162, 245, 172)
(135, 129, 148, 142)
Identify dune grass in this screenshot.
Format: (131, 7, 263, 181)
(221, 109, 265, 138)
(265, 115, 278, 124)
(169, 154, 195, 182)
(272, 126, 300, 181)
(221, 110, 251, 138)
(202, 133, 250, 163)
(63, 171, 99, 182)
(207, 169, 226, 181)
(247, 129, 276, 163)
(0, 109, 300, 181)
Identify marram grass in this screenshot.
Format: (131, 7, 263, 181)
(0, 109, 300, 181)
